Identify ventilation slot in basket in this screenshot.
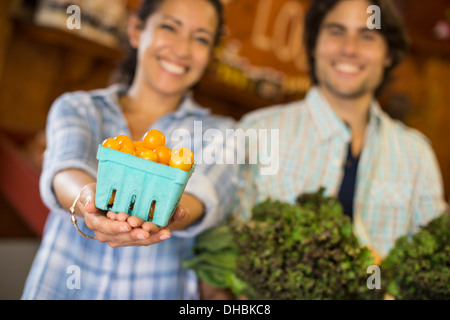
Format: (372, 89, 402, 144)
(128, 194, 137, 214)
(148, 200, 156, 221)
(107, 189, 117, 210)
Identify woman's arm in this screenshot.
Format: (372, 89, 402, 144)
(53, 169, 96, 216)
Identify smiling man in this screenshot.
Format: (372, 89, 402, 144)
(237, 0, 448, 260)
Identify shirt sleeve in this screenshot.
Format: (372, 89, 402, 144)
(172, 118, 238, 238)
(39, 93, 99, 216)
(231, 116, 263, 221)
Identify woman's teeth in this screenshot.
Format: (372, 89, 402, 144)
(160, 60, 186, 75)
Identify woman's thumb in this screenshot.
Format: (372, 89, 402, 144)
(84, 196, 97, 214)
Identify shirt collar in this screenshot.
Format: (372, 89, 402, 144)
(305, 86, 382, 143)
(171, 92, 211, 119)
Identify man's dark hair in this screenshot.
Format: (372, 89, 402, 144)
(304, 0, 409, 97)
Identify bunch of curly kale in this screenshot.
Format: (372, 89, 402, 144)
(230, 188, 381, 299)
(184, 187, 382, 299)
(381, 211, 450, 300)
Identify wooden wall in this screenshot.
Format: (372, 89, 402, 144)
(0, 18, 123, 133)
(0, 0, 125, 236)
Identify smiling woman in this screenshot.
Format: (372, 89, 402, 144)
(126, 0, 219, 100)
(21, 0, 238, 300)
(117, 0, 224, 87)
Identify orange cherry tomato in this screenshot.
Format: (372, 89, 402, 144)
(102, 137, 120, 150)
(143, 130, 165, 150)
(169, 148, 194, 172)
(120, 146, 136, 156)
(134, 140, 145, 149)
(154, 146, 172, 165)
(139, 149, 158, 162)
(115, 135, 136, 151)
(135, 147, 148, 158)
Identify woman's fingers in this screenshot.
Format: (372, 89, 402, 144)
(105, 228, 171, 248)
(84, 199, 103, 215)
(77, 183, 96, 209)
(85, 211, 131, 235)
(171, 204, 190, 223)
(84, 211, 171, 246)
(106, 211, 129, 222)
(129, 226, 170, 241)
(127, 215, 146, 228)
(96, 226, 171, 248)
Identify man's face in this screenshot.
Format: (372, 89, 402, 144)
(314, 0, 392, 100)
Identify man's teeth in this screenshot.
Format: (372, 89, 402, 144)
(335, 63, 360, 73)
(160, 60, 186, 75)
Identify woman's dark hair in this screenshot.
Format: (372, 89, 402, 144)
(116, 0, 224, 86)
(304, 0, 409, 97)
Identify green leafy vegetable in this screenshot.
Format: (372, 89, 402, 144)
(181, 226, 246, 292)
(184, 187, 382, 299)
(381, 212, 450, 300)
(229, 187, 380, 299)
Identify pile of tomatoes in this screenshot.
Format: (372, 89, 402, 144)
(101, 130, 194, 172)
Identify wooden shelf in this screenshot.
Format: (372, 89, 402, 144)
(13, 18, 125, 61)
(0, 17, 125, 133)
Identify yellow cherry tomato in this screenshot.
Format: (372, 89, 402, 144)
(134, 140, 145, 149)
(154, 145, 172, 165)
(115, 135, 136, 151)
(169, 148, 194, 172)
(143, 130, 165, 150)
(139, 149, 158, 162)
(120, 146, 136, 156)
(102, 137, 120, 150)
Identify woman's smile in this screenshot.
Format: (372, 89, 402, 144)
(158, 58, 189, 76)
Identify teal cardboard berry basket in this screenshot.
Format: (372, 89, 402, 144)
(95, 145, 195, 227)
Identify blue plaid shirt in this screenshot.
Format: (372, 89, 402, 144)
(237, 87, 448, 257)
(22, 85, 237, 300)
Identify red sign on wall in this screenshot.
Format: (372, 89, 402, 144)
(211, 0, 312, 101)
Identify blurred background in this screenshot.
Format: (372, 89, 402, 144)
(0, 0, 449, 299)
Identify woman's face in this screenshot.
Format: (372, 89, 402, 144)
(131, 0, 218, 97)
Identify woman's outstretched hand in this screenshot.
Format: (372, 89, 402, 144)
(76, 183, 189, 248)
